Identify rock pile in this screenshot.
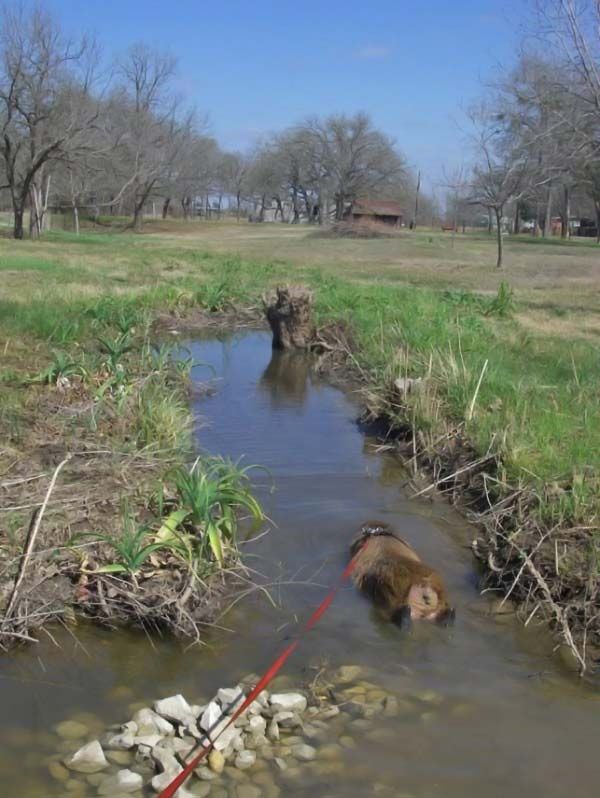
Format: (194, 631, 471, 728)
(50, 666, 438, 797)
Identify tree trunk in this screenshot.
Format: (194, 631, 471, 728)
(13, 205, 25, 240)
(595, 200, 600, 244)
(73, 204, 80, 236)
(413, 170, 421, 230)
(513, 202, 520, 235)
(263, 285, 314, 349)
(162, 197, 171, 219)
(495, 207, 503, 269)
(236, 191, 241, 222)
(133, 202, 144, 230)
(291, 186, 299, 223)
(487, 208, 492, 235)
(542, 188, 552, 238)
(561, 186, 570, 239)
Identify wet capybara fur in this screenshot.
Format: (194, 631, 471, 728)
(350, 521, 455, 626)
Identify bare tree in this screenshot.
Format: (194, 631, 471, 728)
(466, 108, 532, 267)
(0, 5, 98, 238)
(111, 44, 188, 229)
(218, 151, 249, 221)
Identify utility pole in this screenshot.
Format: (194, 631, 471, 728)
(413, 170, 421, 230)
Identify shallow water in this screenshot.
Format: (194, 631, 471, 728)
(1, 330, 599, 797)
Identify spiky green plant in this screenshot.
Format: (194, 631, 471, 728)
(76, 511, 176, 576)
(34, 350, 88, 384)
(172, 457, 264, 565)
(97, 331, 133, 373)
(484, 281, 515, 317)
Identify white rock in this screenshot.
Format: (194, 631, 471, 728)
(133, 733, 162, 748)
(190, 704, 205, 718)
(98, 769, 143, 795)
(266, 719, 280, 741)
(213, 723, 242, 751)
(132, 708, 175, 736)
(104, 732, 135, 751)
(120, 721, 138, 735)
(195, 765, 218, 781)
(64, 740, 108, 774)
(152, 745, 180, 777)
(151, 767, 182, 792)
(269, 693, 307, 713)
(217, 686, 244, 713)
(200, 701, 222, 733)
(272, 711, 301, 728)
(274, 757, 287, 771)
(248, 715, 266, 736)
(291, 743, 316, 761)
(154, 695, 195, 725)
(234, 750, 256, 770)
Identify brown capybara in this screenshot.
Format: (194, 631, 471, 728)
(350, 521, 455, 626)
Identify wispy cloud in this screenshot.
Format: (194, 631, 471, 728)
(354, 45, 392, 60)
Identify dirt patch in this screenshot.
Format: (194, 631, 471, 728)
(313, 221, 401, 239)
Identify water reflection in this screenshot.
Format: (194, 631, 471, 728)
(259, 348, 312, 407)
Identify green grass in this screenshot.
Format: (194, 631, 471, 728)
(1, 222, 598, 525)
(308, 274, 600, 521)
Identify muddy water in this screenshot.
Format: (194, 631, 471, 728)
(1, 330, 599, 797)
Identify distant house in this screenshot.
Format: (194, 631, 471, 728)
(346, 199, 403, 227)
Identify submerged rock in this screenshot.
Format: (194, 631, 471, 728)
(291, 743, 316, 761)
(64, 740, 108, 773)
(106, 750, 133, 766)
(48, 760, 70, 781)
(334, 665, 364, 683)
(235, 750, 256, 770)
(54, 720, 89, 740)
(98, 769, 143, 795)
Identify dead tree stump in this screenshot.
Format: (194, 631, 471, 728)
(263, 285, 315, 349)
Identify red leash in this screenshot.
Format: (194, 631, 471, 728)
(157, 540, 368, 798)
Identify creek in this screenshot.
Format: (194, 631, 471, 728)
(0, 330, 598, 797)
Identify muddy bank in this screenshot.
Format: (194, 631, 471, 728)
(0, 319, 260, 650)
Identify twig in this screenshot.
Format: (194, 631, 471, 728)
(466, 359, 489, 422)
(2, 455, 72, 627)
(411, 453, 495, 498)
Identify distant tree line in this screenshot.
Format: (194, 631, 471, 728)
(0, 6, 436, 239)
(451, 0, 600, 266)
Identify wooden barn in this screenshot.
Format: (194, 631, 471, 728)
(347, 199, 403, 226)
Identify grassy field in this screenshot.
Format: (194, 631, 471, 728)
(1, 221, 599, 496)
(1, 218, 599, 661)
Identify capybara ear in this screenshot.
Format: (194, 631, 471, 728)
(390, 605, 413, 629)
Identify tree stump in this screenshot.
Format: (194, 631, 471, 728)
(263, 285, 315, 349)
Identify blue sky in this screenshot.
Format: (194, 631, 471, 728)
(45, 0, 526, 191)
